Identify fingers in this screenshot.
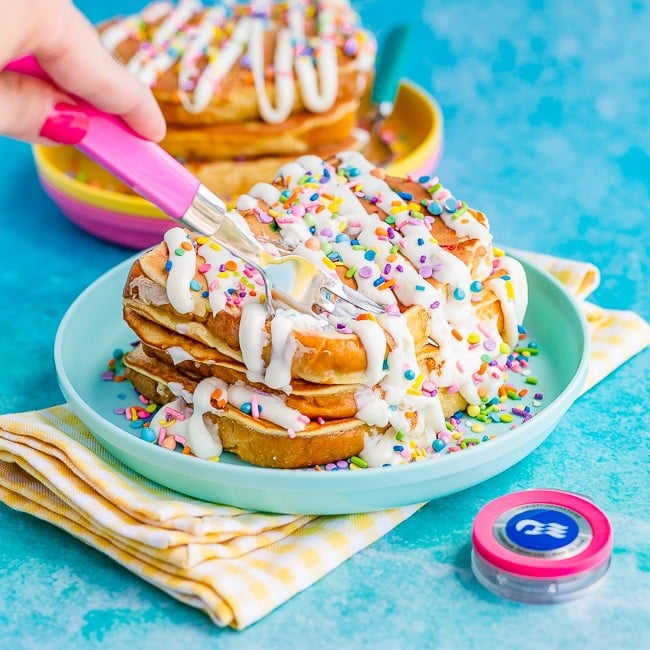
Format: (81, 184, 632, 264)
(0, 72, 70, 143)
(34, 2, 167, 142)
(0, 0, 166, 143)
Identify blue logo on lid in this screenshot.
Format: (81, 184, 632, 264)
(504, 507, 580, 552)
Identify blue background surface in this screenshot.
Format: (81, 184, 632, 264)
(1, 0, 648, 647)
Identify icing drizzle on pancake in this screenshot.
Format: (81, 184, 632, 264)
(149, 152, 528, 466)
(100, 0, 376, 123)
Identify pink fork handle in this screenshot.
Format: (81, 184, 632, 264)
(4, 55, 199, 219)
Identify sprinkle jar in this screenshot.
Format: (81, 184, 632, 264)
(471, 489, 612, 603)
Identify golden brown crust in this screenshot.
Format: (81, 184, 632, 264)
(124, 345, 468, 468)
(121, 166, 505, 385)
(123, 273, 432, 385)
(182, 133, 366, 200)
(126, 337, 456, 420)
(129, 341, 365, 417)
(161, 100, 360, 160)
(103, 17, 372, 128)
(118, 147, 522, 469)
(126, 363, 367, 468)
(213, 413, 366, 469)
(157, 65, 371, 129)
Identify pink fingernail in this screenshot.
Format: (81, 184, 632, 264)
(39, 102, 89, 144)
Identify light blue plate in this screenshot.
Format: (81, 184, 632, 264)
(54, 253, 589, 515)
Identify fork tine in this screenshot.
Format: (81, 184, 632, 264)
(271, 283, 336, 325)
(314, 283, 385, 320)
(313, 293, 341, 316)
(261, 253, 385, 320)
(323, 281, 385, 315)
(338, 285, 385, 314)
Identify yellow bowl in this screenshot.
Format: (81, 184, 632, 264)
(33, 79, 443, 249)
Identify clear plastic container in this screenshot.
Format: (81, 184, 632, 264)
(471, 489, 612, 603)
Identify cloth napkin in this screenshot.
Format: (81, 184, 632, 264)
(0, 252, 648, 630)
(511, 249, 650, 393)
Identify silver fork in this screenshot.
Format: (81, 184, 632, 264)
(184, 188, 385, 322)
(8, 56, 386, 323)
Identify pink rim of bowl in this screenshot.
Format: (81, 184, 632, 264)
(32, 79, 444, 250)
(40, 177, 170, 249)
(471, 489, 613, 602)
(37, 143, 443, 251)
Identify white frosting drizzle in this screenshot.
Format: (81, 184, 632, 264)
(151, 150, 529, 467)
(264, 310, 297, 390)
(100, 0, 375, 120)
(101, 2, 173, 51)
(485, 254, 529, 348)
(239, 302, 270, 383)
(290, 0, 339, 112)
(248, 12, 294, 123)
(360, 431, 408, 467)
(149, 377, 225, 458)
(354, 388, 389, 428)
(150, 374, 310, 459)
(228, 383, 308, 431)
(196, 239, 233, 314)
(167, 381, 193, 402)
(186, 378, 226, 456)
(166, 345, 195, 364)
(163, 228, 197, 314)
(346, 318, 386, 387)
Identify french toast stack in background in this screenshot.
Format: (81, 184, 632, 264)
(121, 151, 528, 468)
(99, 0, 377, 198)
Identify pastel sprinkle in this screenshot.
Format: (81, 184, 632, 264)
(358, 266, 373, 278)
(444, 197, 457, 212)
(432, 439, 446, 452)
(467, 404, 481, 417)
(100, 149, 549, 470)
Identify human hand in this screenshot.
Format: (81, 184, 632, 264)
(0, 0, 166, 143)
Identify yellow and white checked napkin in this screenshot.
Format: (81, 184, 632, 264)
(0, 252, 648, 630)
(512, 250, 650, 392)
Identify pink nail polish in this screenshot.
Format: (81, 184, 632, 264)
(39, 102, 89, 144)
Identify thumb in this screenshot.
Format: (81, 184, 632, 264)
(0, 70, 71, 143)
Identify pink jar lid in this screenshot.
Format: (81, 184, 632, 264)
(471, 489, 613, 603)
